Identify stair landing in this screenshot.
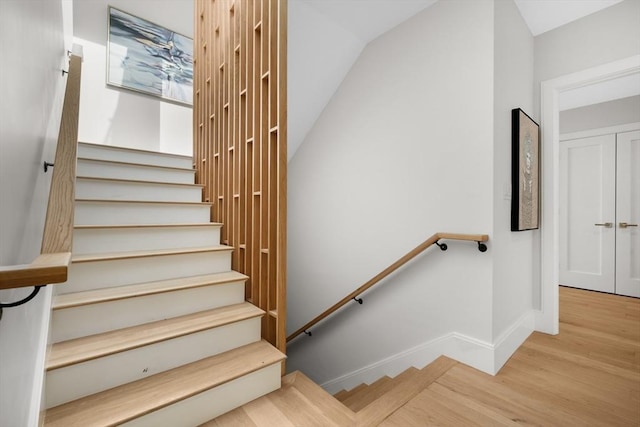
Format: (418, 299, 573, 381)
(203, 371, 356, 427)
(204, 356, 458, 427)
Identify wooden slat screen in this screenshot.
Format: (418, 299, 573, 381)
(193, 0, 287, 356)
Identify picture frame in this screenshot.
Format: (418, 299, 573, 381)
(107, 6, 193, 106)
(511, 108, 540, 231)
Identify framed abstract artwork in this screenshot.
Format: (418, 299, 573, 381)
(107, 7, 193, 106)
(511, 108, 540, 231)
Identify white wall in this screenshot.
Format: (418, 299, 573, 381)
(0, 0, 70, 424)
(73, 0, 193, 155)
(532, 0, 640, 316)
(286, 0, 496, 387)
(535, 0, 640, 95)
(288, 1, 363, 161)
(491, 0, 535, 351)
(560, 95, 640, 134)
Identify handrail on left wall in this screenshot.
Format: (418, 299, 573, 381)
(0, 47, 82, 314)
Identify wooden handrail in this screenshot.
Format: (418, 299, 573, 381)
(0, 50, 82, 291)
(286, 232, 489, 342)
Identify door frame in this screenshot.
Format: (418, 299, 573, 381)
(537, 54, 640, 335)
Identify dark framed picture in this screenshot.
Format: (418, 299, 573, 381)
(107, 7, 193, 106)
(511, 108, 540, 231)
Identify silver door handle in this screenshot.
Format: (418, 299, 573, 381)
(594, 222, 613, 228)
(619, 222, 638, 228)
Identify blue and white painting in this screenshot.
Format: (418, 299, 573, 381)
(107, 7, 193, 105)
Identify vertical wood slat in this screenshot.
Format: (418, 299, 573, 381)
(194, 0, 287, 358)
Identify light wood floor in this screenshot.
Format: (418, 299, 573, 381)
(209, 286, 639, 426)
(380, 286, 640, 426)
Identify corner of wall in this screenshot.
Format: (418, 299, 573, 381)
(491, 309, 535, 373)
(491, 0, 536, 345)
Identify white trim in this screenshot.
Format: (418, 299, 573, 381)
(560, 122, 640, 141)
(492, 311, 535, 373)
(538, 55, 640, 335)
(443, 333, 494, 374)
(320, 335, 449, 394)
(28, 286, 53, 427)
(319, 310, 535, 394)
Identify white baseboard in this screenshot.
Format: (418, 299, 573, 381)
(491, 310, 535, 373)
(443, 332, 494, 375)
(320, 310, 534, 394)
(320, 335, 449, 394)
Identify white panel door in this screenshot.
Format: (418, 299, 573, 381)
(560, 134, 616, 293)
(615, 130, 640, 297)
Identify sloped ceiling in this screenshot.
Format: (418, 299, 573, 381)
(288, 0, 626, 160)
(513, 0, 623, 36)
(288, 0, 437, 160)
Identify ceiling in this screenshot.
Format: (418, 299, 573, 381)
(299, 0, 624, 43)
(513, 0, 623, 36)
(289, 0, 629, 159)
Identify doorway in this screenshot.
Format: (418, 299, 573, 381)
(559, 128, 640, 297)
(537, 54, 640, 335)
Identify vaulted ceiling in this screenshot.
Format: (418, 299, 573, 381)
(288, 0, 626, 159)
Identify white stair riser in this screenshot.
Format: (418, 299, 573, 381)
(73, 226, 221, 255)
(122, 363, 281, 427)
(75, 202, 211, 225)
(77, 159, 195, 184)
(76, 179, 202, 203)
(46, 317, 262, 408)
(52, 281, 245, 342)
(60, 251, 232, 294)
(78, 144, 192, 169)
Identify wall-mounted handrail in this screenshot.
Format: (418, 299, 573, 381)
(0, 48, 82, 298)
(286, 232, 489, 343)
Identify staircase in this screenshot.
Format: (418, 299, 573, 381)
(209, 357, 458, 426)
(41, 142, 480, 426)
(44, 142, 285, 426)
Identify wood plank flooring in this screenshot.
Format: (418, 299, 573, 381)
(209, 286, 639, 426)
(380, 286, 640, 426)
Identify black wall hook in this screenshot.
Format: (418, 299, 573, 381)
(303, 330, 312, 337)
(44, 161, 54, 173)
(477, 241, 487, 252)
(353, 297, 363, 304)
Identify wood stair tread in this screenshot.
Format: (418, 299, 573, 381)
(355, 356, 458, 426)
(44, 340, 285, 427)
(71, 245, 233, 263)
(77, 175, 204, 188)
(53, 271, 248, 309)
(342, 368, 418, 412)
(207, 371, 354, 427)
(47, 302, 263, 370)
(78, 156, 196, 172)
(341, 375, 394, 411)
(335, 383, 367, 403)
(333, 389, 350, 402)
(74, 222, 222, 229)
(284, 371, 355, 425)
(334, 375, 394, 404)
